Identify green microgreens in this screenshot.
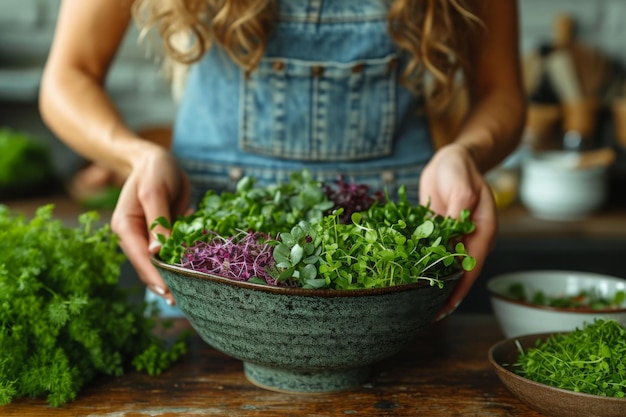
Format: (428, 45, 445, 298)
(514, 319, 626, 398)
(269, 185, 476, 289)
(153, 170, 334, 265)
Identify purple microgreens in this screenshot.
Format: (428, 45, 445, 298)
(179, 230, 295, 287)
(324, 175, 384, 223)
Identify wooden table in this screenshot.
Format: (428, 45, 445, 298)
(2, 314, 545, 417)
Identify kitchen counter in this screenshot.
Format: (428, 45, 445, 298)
(1, 314, 546, 417)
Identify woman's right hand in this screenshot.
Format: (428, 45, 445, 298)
(110, 145, 191, 305)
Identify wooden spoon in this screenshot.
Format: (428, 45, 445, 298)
(574, 147, 616, 170)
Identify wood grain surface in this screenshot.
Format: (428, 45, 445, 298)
(1, 314, 545, 417)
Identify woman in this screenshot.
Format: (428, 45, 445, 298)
(39, 0, 525, 318)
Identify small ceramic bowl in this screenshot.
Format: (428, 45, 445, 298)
(152, 256, 460, 393)
(519, 150, 608, 221)
(487, 270, 626, 338)
(489, 332, 626, 417)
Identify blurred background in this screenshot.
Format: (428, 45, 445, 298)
(1, 0, 626, 312)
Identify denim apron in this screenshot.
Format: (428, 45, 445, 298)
(153, 0, 435, 316)
(172, 0, 434, 205)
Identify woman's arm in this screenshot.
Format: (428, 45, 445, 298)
(421, 0, 526, 317)
(454, 0, 527, 172)
(40, 0, 189, 304)
(39, 0, 163, 178)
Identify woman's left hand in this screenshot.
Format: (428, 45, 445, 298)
(419, 143, 497, 319)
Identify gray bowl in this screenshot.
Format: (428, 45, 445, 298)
(152, 256, 461, 393)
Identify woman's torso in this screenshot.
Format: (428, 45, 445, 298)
(172, 0, 434, 205)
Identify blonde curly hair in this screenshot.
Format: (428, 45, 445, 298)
(132, 0, 482, 111)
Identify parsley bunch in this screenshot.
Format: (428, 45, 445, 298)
(0, 205, 187, 407)
(515, 319, 626, 397)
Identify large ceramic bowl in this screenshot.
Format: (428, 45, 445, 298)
(152, 256, 461, 393)
(489, 332, 626, 417)
(487, 270, 626, 338)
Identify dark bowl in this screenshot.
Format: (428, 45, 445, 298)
(488, 333, 626, 417)
(152, 256, 461, 393)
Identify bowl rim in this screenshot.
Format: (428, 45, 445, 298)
(486, 270, 626, 314)
(524, 150, 608, 174)
(151, 255, 463, 297)
(488, 332, 626, 404)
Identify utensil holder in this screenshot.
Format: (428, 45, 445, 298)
(525, 104, 562, 151)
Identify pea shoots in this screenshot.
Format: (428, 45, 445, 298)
(154, 171, 477, 289)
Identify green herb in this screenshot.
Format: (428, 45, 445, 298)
(0, 205, 188, 407)
(514, 319, 626, 398)
(506, 283, 626, 310)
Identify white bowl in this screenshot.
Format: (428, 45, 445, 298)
(487, 270, 626, 338)
(519, 151, 607, 221)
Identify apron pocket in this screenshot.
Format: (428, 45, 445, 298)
(240, 54, 398, 161)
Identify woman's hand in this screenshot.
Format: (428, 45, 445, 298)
(419, 143, 497, 319)
(421, 0, 526, 319)
(111, 146, 191, 305)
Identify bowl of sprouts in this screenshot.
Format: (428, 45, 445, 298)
(487, 270, 626, 338)
(489, 319, 626, 417)
(150, 170, 476, 393)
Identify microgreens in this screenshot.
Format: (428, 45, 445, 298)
(268, 186, 476, 289)
(324, 175, 384, 223)
(180, 230, 283, 285)
(154, 171, 477, 289)
(514, 319, 626, 398)
(153, 170, 334, 265)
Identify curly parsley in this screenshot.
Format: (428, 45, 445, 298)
(0, 205, 188, 407)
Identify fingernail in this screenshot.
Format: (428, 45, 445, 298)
(436, 299, 463, 321)
(436, 310, 451, 322)
(153, 285, 166, 295)
(166, 298, 175, 306)
(148, 240, 161, 252)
